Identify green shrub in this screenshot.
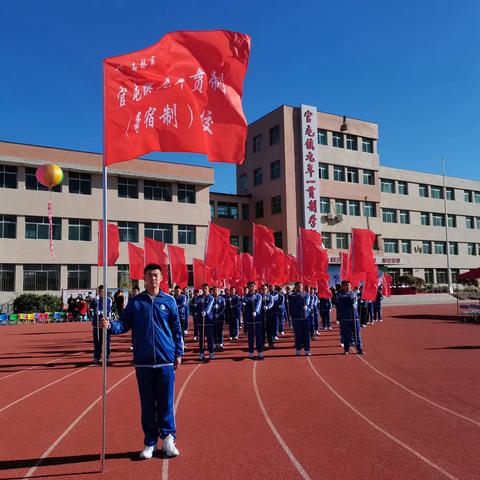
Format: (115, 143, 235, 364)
(398, 274, 425, 288)
(13, 293, 63, 313)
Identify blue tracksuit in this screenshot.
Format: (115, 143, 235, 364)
(309, 293, 319, 335)
(336, 291, 363, 353)
(373, 290, 383, 321)
(263, 293, 276, 347)
(189, 295, 198, 336)
(89, 295, 112, 361)
(275, 292, 286, 334)
(243, 292, 263, 354)
(289, 292, 311, 352)
(195, 294, 214, 354)
(213, 295, 226, 347)
(108, 290, 184, 444)
(319, 297, 332, 329)
(175, 293, 189, 334)
(225, 294, 242, 338)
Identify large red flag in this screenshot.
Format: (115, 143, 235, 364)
(286, 255, 301, 283)
(266, 247, 287, 285)
(382, 273, 392, 297)
(205, 222, 231, 283)
(144, 237, 169, 292)
(240, 252, 256, 284)
(351, 229, 376, 273)
(253, 224, 276, 279)
(128, 243, 144, 280)
(340, 251, 350, 282)
(298, 228, 328, 281)
(168, 244, 188, 288)
(104, 30, 251, 166)
(222, 244, 238, 285)
(362, 270, 379, 301)
(98, 221, 120, 266)
(193, 258, 212, 289)
(317, 273, 332, 298)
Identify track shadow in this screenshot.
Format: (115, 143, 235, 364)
(426, 345, 480, 350)
(390, 314, 460, 322)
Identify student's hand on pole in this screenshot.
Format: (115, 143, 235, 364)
(102, 318, 110, 329)
(174, 357, 181, 370)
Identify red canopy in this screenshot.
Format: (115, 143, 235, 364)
(457, 268, 480, 281)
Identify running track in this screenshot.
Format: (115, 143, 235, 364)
(0, 303, 479, 479)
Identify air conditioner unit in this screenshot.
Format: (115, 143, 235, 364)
(336, 214, 344, 222)
(327, 213, 335, 220)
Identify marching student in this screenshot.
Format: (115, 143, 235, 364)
(212, 286, 226, 351)
(336, 280, 364, 355)
(373, 285, 384, 322)
(174, 285, 189, 339)
(195, 284, 215, 360)
(243, 281, 263, 359)
(102, 263, 183, 459)
(289, 282, 312, 356)
(273, 285, 285, 336)
(88, 285, 112, 364)
(260, 284, 274, 348)
(225, 286, 242, 340)
(189, 290, 199, 340)
(319, 295, 333, 330)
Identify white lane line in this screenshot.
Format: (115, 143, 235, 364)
(23, 370, 135, 479)
(0, 365, 91, 413)
(307, 358, 458, 480)
(253, 362, 311, 480)
(0, 352, 84, 381)
(357, 356, 480, 428)
(162, 364, 202, 480)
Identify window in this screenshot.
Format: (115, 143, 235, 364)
(210, 201, 215, 219)
(346, 167, 358, 183)
(346, 134, 357, 150)
(230, 236, 239, 247)
(436, 269, 448, 284)
(319, 163, 329, 179)
(399, 210, 410, 224)
(476, 217, 480, 230)
(432, 213, 445, 227)
(336, 233, 349, 249)
(25, 167, 61, 192)
(364, 202, 376, 217)
(422, 241, 432, 254)
(178, 184, 196, 203)
(254, 167, 263, 186)
(430, 186, 443, 199)
(242, 204, 249, 220)
(449, 242, 458, 255)
(67, 265, 91, 289)
(68, 219, 91, 241)
(274, 231, 282, 248)
(397, 181, 408, 195)
(320, 197, 330, 214)
(0, 215, 16, 238)
(348, 200, 360, 216)
(270, 160, 281, 180)
(466, 216, 474, 229)
(25, 216, 61, 240)
(363, 170, 374, 185)
(400, 240, 411, 254)
(335, 199, 346, 215)
(144, 223, 173, 243)
(420, 212, 430, 226)
(419, 184, 429, 197)
(144, 180, 172, 201)
(451, 269, 459, 284)
(424, 269, 434, 284)
(362, 138, 373, 153)
(255, 201, 264, 218)
(380, 179, 395, 193)
(0, 165, 17, 189)
(242, 236, 250, 253)
(239, 174, 248, 193)
(317, 129, 327, 145)
(271, 195, 282, 214)
(434, 241, 446, 254)
(447, 214, 456, 228)
(118, 221, 138, 243)
(0, 264, 15, 291)
(384, 239, 398, 254)
(446, 188, 455, 200)
(23, 264, 60, 291)
(468, 243, 477, 255)
(217, 202, 239, 219)
(117, 265, 130, 288)
(269, 125, 280, 145)
(69, 172, 91, 195)
(118, 177, 138, 198)
(382, 208, 397, 223)
(178, 225, 196, 245)
(475, 192, 480, 204)
(253, 134, 262, 153)
(332, 132, 344, 148)
(333, 165, 345, 182)
(464, 190, 473, 203)
(322, 232, 332, 249)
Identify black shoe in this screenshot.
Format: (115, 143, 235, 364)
(357, 350, 365, 355)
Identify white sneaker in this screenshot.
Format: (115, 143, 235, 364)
(162, 434, 179, 457)
(295, 350, 301, 356)
(193, 336, 198, 341)
(198, 353, 204, 361)
(274, 336, 279, 341)
(248, 352, 254, 359)
(139, 444, 157, 459)
(258, 352, 264, 359)
(208, 352, 215, 360)
(304, 351, 312, 356)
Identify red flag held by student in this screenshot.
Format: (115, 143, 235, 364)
(340, 251, 350, 282)
(240, 252, 256, 284)
(144, 237, 169, 292)
(351, 229, 376, 274)
(222, 244, 238, 285)
(193, 258, 211, 289)
(266, 247, 287, 285)
(253, 224, 276, 279)
(298, 228, 328, 281)
(362, 270, 379, 301)
(128, 243, 144, 280)
(104, 30, 251, 166)
(98, 221, 119, 266)
(168, 244, 188, 288)
(382, 273, 392, 297)
(204, 222, 231, 283)
(317, 273, 332, 298)
(286, 255, 301, 283)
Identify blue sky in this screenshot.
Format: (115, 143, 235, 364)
(1, 0, 478, 192)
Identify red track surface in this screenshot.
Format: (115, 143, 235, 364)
(0, 303, 479, 479)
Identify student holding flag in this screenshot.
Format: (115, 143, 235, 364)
(244, 281, 263, 359)
(289, 282, 312, 356)
(196, 283, 215, 360)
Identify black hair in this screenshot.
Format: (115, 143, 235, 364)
(144, 263, 162, 275)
